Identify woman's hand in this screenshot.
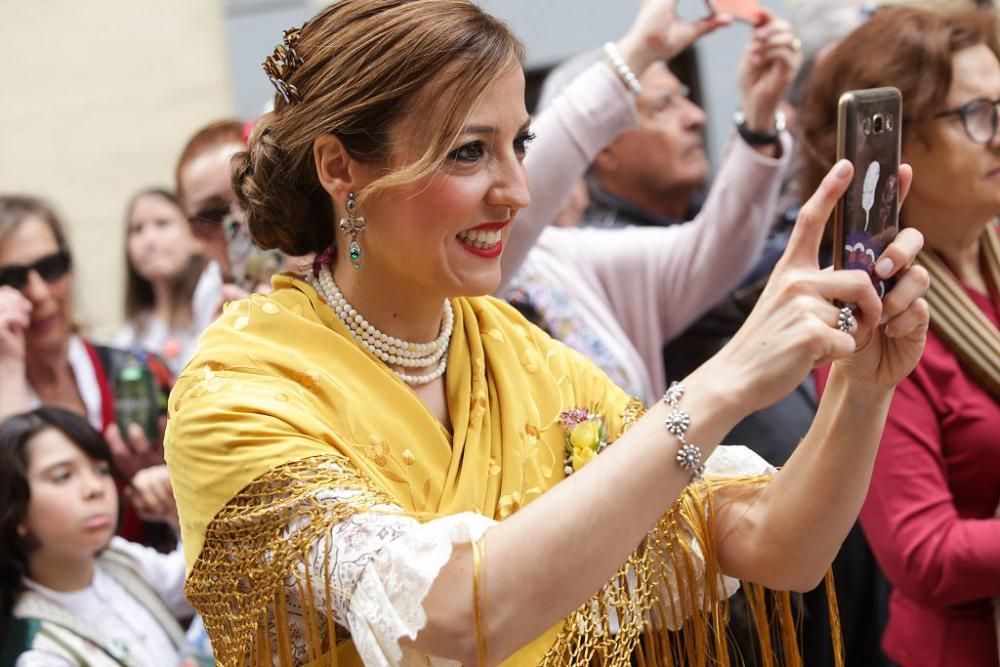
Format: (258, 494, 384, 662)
(834, 178, 930, 387)
(106, 417, 166, 482)
(737, 12, 802, 132)
(126, 464, 178, 530)
(617, 0, 731, 78)
(707, 160, 926, 414)
(0, 286, 30, 370)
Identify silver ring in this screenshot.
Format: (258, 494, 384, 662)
(837, 306, 857, 333)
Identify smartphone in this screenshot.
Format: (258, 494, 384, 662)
(833, 87, 902, 298)
(224, 212, 284, 292)
(705, 0, 765, 24)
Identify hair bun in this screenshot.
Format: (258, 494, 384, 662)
(232, 113, 333, 256)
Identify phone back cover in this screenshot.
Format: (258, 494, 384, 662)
(836, 88, 901, 297)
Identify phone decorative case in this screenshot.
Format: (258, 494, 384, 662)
(225, 212, 284, 291)
(835, 87, 902, 298)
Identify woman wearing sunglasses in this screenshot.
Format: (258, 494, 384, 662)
(0, 195, 174, 548)
(800, 6, 1000, 666)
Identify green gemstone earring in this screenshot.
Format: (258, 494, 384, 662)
(339, 192, 366, 270)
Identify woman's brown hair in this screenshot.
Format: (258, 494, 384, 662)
(798, 5, 1000, 220)
(174, 119, 246, 211)
(232, 0, 525, 257)
(0, 196, 71, 255)
(122, 188, 207, 329)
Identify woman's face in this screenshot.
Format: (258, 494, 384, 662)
(127, 194, 199, 284)
(354, 65, 533, 300)
(179, 141, 245, 272)
(0, 217, 73, 357)
(904, 44, 1000, 231)
(20, 428, 118, 564)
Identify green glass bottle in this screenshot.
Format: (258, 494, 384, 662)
(113, 353, 158, 443)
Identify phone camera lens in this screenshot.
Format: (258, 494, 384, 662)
(873, 114, 885, 134)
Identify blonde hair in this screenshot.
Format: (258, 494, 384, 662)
(232, 0, 525, 256)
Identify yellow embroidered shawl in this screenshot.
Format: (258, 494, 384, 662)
(166, 274, 827, 666)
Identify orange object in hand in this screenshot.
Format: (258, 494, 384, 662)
(707, 0, 766, 24)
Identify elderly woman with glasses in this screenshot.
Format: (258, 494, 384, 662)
(0, 195, 175, 547)
(800, 6, 1000, 666)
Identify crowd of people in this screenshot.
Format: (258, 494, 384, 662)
(0, 0, 996, 665)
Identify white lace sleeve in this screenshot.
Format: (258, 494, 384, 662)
(284, 483, 495, 667)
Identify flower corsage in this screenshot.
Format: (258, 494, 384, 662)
(559, 407, 609, 475)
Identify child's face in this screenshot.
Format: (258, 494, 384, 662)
(19, 428, 118, 560)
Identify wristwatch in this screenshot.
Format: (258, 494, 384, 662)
(734, 109, 786, 146)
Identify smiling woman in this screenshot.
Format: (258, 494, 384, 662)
(165, 1, 931, 665)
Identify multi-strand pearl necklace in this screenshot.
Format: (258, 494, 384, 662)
(311, 265, 453, 386)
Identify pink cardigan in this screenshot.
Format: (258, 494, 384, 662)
(502, 64, 791, 403)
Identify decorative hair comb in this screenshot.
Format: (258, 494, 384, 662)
(263, 26, 305, 105)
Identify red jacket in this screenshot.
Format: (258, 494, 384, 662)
(819, 285, 1000, 667)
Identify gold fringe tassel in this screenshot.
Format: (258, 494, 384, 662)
(188, 456, 844, 666)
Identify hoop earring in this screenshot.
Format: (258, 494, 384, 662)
(339, 192, 366, 271)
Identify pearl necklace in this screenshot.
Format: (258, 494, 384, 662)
(311, 266, 453, 385)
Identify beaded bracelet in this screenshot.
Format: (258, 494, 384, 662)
(603, 42, 643, 97)
(663, 382, 706, 479)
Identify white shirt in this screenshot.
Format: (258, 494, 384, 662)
(113, 261, 224, 376)
(16, 537, 192, 667)
(25, 335, 103, 431)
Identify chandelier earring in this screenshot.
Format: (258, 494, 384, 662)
(339, 192, 366, 271)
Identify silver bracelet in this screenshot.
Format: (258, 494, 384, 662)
(603, 42, 643, 97)
(663, 382, 705, 480)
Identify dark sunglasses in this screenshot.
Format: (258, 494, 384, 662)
(0, 250, 72, 290)
(188, 198, 246, 236)
(934, 97, 1000, 145)
(188, 206, 229, 229)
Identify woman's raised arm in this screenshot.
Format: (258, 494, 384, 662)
(407, 161, 929, 665)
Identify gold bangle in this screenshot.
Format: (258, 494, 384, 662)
(472, 535, 489, 666)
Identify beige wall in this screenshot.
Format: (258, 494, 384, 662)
(0, 0, 233, 341)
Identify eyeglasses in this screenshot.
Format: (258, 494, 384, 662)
(934, 97, 1000, 145)
(0, 250, 72, 290)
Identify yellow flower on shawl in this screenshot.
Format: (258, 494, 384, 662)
(572, 445, 598, 470)
(559, 408, 609, 474)
(570, 419, 601, 452)
(365, 436, 390, 467)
